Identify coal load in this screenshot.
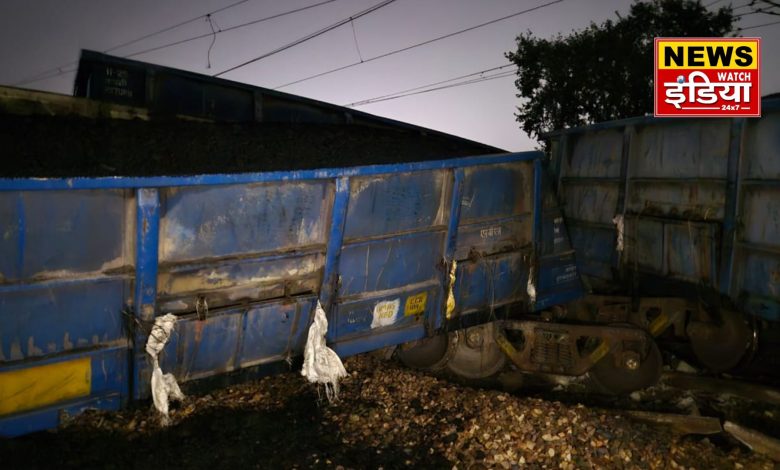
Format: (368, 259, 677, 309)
(0, 113, 497, 178)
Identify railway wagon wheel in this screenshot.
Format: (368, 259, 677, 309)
(687, 307, 753, 373)
(397, 322, 507, 380)
(444, 323, 507, 379)
(589, 330, 663, 395)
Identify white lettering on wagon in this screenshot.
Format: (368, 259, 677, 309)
(480, 226, 502, 239)
(371, 299, 400, 329)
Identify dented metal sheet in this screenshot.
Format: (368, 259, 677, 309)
(159, 297, 315, 382)
(630, 121, 730, 179)
(549, 95, 780, 320)
(740, 188, 780, 246)
(738, 252, 780, 307)
(459, 163, 533, 223)
(621, 217, 717, 285)
(159, 180, 332, 262)
(0, 149, 560, 438)
(743, 113, 780, 179)
(0, 188, 134, 437)
(337, 231, 444, 297)
(344, 170, 449, 240)
(453, 252, 528, 315)
(566, 129, 624, 178)
(454, 218, 532, 261)
(157, 253, 324, 313)
(334, 285, 436, 339)
(0, 279, 129, 361)
(0, 189, 134, 282)
(562, 182, 620, 225)
(627, 181, 725, 220)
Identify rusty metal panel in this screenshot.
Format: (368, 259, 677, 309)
(630, 121, 730, 179)
(171, 312, 241, 381)
(337, 232, 444, 298)
(240, 297, 313, 367)
(454, 218, 532, 260)
(333, 286, 437, 340)
(448, 161, 540, 315)
(738, 252, 780, 301)
(627, 181, 725, 220)
(732, 111, 780, 320)
(156, 253, 324, 314)
(158, 297, 315, 382)
(624, 217, 664, 274)
(556, 130, 623, 289)
(567, 224, 615, 283)
(0, 190, 134, 282)
(741, 188, 780, 246)
(743, 113, 780, 179)
(625, 121, 730, 231)
(0, 280, 130, 361)
(664, 223, 716, 284)
(562, 182, 620, 225)
(453, 252, 528, 314)
(334, 169, 449, 342)
(344, 171, 449, 240)
(623, 217, 717, 285)
(459, 162, 532, 223)
(159, 181, 332, 262)
(564, 130, 623, 178)
(0, 189, 134, 436)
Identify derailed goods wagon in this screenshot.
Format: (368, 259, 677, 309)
(0, 52, 587, 437)
(547, 95, 780, 378)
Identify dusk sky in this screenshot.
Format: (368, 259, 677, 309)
(1, 0, 778, 151)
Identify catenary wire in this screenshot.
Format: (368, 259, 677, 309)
(343, 64, 517, 107)
(213, 0, 396, 77)
(345, 69, 518, 107)
(740, 18, 780, 28)
(13, 0, 339, 86)
(14, 0, 252, 86)
(273, 0, 564, 90)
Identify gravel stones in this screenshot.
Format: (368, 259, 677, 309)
(1, 355, 775, 469)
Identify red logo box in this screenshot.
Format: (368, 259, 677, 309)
(654, 37, 761, 117)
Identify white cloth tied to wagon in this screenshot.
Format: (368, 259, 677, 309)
(301, 301, 348, 402)
(613, 214, 625, 252)
(145, 313, 184, 424)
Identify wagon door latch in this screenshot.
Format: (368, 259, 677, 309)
(195, 295, 209, 321)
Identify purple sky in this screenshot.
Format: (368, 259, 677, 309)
(1, 0, 777, 151)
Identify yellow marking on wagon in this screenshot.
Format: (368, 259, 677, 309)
(404, 292, 428, 317)
(0, 357, 91, 416)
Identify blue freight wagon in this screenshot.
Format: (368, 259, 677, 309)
(10, 51, 778, 438)
(0, 53, 590, 437)
(547, 95, 780, 377)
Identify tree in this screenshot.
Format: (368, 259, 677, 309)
(505, 0, 736, 142)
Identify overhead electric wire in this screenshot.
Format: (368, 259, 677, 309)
(119, 0, 340, 61)
(344, 68, 518, 108)
(106, 0, 251, 54)
(213, 0, 396, 77)
(273, 0, 564, 90)
(15, 0, 252, 85)
(740, 18, 780, 28)
(343, 63, 517, 107)
(14, 0, 338, 86)
(732, 2, 754, 10)
(354, 71, 517, 105)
